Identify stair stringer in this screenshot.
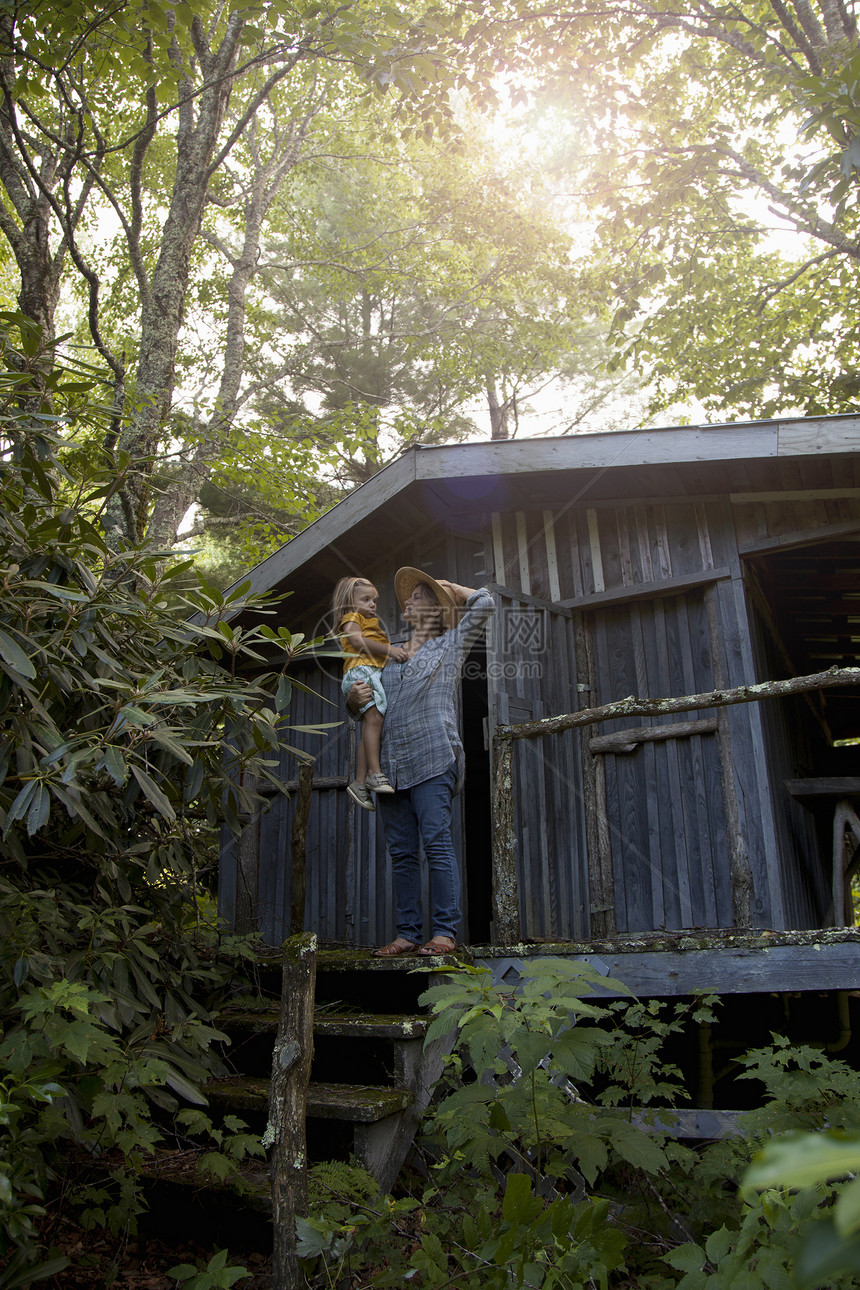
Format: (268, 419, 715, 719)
(354, 1026, 455, 1192)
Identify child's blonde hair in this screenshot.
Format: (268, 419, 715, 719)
(331, 577, 376, 629)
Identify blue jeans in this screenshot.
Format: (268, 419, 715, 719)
(377, 764, 460, 943)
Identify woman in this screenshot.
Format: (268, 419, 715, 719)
(348, 568, 493, 956)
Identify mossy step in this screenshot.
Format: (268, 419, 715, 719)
(139, 1148, 270, 1205)
(206, 1075, 414, 1122)
(254, 948, 463, 973)
(315, 1012, 428, 1039)
(223, 1007, 429, 1040)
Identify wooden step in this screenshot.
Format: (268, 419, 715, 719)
(315, 1013, 429, 1040)
(223, 1007, 429, 1040)
(205, 1075, 415, 1123)
(139, 1149, 270, 1199)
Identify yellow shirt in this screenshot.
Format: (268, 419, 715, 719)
(339, 611, 389, 672)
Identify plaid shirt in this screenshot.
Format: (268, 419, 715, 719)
(378, 588, 494, 792)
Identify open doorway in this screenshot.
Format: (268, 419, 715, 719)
(461, 639, 492, 942)
(746, 540, 860, 926)
(747, 540, 860, 750)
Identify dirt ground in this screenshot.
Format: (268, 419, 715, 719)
(40, 1216, 274, 1288)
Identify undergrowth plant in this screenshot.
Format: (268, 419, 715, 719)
(300, 962, 860, 1289)
(0, 316, 331, 1277)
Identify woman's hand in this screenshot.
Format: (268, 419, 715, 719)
(347, 680, 373, 712)
(437, 578, 477, 606)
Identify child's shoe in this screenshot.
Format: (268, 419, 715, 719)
(347, 780, 376, 811)
(365, 772, 395, 795)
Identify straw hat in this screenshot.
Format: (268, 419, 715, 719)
(394, 567, 459, 631)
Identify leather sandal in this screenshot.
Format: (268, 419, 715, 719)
(417, 936, 457, 956)
(372, 938, 419, 957)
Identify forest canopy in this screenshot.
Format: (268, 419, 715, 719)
(1, 0, 858, 574)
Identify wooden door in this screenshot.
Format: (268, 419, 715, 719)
(486, 588, 590, 940)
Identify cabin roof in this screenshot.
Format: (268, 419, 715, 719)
(236, 414, 860, 612)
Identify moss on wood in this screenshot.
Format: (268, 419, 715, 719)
(222, 1008, 429, 1039)
(205, 1075, 414, 1122)
(468, 926, 860, 957)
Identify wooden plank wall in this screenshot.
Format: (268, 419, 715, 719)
(487, 590, 589, 940)
(590, 591, 732, 932)
(487, 485, 860, 935)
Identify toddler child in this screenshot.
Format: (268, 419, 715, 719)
(332, 576, 406, 811)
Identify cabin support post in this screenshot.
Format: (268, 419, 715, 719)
(491, 731, 521, 943)
(235, 773, 260, 935)
(289, 761, 315, 936)
(266, 931, 317, 1289)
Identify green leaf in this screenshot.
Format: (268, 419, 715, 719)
(161, 1064, 208, 1106)
(4, 780, 38, 832)
(704, 1225, 733, 1263)
(26, 783, 50, 836)
(98, 745, 128, 786)
(0, 627, 36, 678)
(130, 764, 176, 821)
(166, 1264, 198, 1281)
(664, 1242, 706, 1273)
(0, 1253, 72, 1288)
(744, 1131, 860, 1195)
(795, 1217, 860, 1289)
(295, 1216, 336, 1259)
(502, 1171, 534, 1224)
(275, 674, 292, 711)
(835, 1175, 860, 1237)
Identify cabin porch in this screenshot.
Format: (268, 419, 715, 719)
(218, 421, 860, 954)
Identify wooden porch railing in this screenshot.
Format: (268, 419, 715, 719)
(490, 665, 860, 945)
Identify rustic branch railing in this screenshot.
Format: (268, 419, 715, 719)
(266, 930, 317, 1289)
(490, 665, 860, 945)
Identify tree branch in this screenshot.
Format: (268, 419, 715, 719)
(205, 47, 310, 179)
(755, 247, 839, 310)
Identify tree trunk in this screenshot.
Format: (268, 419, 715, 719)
(0, 49, 63, 343)
(487, 375, 511, 440)
(144, 110, 312, 547)
(111, 14, 246, 542)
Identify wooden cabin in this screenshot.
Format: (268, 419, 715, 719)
(220, 415, 860, 987)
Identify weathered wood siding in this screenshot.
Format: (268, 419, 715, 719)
(487, 590, 589, 940)
(220, 660, 470, 946)
(485, 489, 860, 934)
(589, 591, 732, 932)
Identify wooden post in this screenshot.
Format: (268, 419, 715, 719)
(491, 731, 520, 944)
(289, 762, 314, 936)
(266, 931, 317, 1290)
(235, 772, 260, 936)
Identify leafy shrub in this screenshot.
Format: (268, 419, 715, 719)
(167, 1248, 250, 1288)
(301, 962, 860, 1289)
(0, 315, 326, 1274)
